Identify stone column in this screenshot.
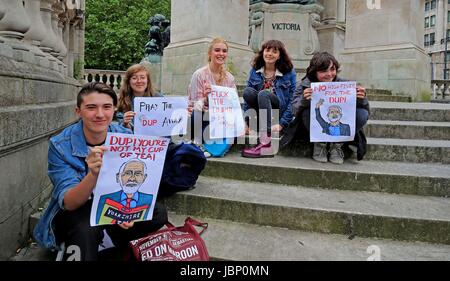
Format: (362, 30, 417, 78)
(39, 0, 59, 57)
(161, 0, 254, 95)
(23, 0, 49, 67)
(339, 0, 431, 101)
(0, 0, 31, 40)
(0, 0, 34, 62)
(316, 0, 345, 57)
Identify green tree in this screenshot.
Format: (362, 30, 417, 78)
(85, 0, 170, 70)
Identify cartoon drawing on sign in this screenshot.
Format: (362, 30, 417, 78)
(315, 98, 350, 136)
(96, 159, 153, 225)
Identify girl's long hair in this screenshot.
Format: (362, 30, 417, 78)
(117, 64, 155, 113)
(252, 40, 294, 74)
(208, 37, 229, 84)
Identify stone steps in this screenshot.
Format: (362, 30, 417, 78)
(365, 120, 450, 140)
(164, 176, 450, 245)
(366, 94, 412, 102)
(165, 213, 450, 261)
(202, 154, 450, 197)
(235, 136, 450, 164)
(369, 101, 450, 122)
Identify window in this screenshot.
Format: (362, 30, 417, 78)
(431, 0, 436, 9)
(431, 15, 436, 27)
(425, 34, 430, 46)
(430, 32, 436, 45)
(448, 11, 450, 22)
(425, 1, 430, 11)
(425, 17, 430, 28)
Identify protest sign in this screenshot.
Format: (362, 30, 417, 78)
(90, 133, 169, 226)
(134, 97, 188, 137)
(310, 82, 357, 142)
(208, 85, 245, 139)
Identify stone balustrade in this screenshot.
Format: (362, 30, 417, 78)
(431, 80, 450, 101)
(0, 0, 84, 78)
(84, 69, 125, 92)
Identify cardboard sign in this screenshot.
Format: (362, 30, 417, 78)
(310, 82, 357, 142)
(134, 97, 188, 137)
(90, 133, 169, 226)
(208, 85, 245, 139)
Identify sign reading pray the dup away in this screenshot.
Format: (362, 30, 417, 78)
(208, 85, 245, 139)
(134, 97, 188, 137)
(310, 82, 357, 143)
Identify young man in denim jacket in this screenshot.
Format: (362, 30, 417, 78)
(33, 82, 167, 261)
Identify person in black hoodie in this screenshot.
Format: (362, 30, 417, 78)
(286, 51, 370, 164)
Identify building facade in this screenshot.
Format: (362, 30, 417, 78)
(424, 0, 450, 79)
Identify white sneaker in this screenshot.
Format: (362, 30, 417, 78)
(312, 142, 328, 163)
(329, 143, 344, 164)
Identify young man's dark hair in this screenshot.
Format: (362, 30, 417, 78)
(77, 82, 118, 107)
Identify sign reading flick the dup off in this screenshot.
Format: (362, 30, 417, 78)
(208, 85, 245, 139)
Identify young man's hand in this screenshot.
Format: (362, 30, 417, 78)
(118, 221, 135, 230)
(86, 146, 108, 177)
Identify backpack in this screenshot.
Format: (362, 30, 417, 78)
(159, 142, 207, 196)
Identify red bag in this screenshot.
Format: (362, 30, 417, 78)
(129, 217, 209, 261)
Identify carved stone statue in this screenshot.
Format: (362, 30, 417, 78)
(144, 14, 170, 62)
(250, 0, 316, 5)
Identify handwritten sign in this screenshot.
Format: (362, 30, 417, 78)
(208, 85, 245, 139)
(90, 133, 169, 226)
(134, 97, 188, 137)
(310, 82, 357, 142)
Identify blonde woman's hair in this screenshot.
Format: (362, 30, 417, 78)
(207, 37, 229, 84)
(117, 64, 155, 113)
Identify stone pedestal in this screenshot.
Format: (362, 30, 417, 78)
(339, 0, 431, 101)
(161, 0, 254, 95)
(249, 2, 324, 73)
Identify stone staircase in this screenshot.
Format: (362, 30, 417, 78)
(161, 100, 450, 260)
(11, 100, 450, 261)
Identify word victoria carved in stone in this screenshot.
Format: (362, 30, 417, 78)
(272, 23, 301, 31)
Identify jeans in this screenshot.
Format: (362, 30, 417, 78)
(243, 87, 280, 134)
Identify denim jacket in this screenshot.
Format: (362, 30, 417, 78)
(243, 67, 296, 129)
(33, 120, 131, 250)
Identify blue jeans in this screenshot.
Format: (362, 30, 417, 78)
(243, 87, 280, 134)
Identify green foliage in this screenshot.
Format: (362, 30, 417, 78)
(85, 0, 170, 70)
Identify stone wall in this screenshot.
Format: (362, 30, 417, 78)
(0, 0, 84, 260)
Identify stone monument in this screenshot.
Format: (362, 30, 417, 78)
(161, 0, 254, 95)
(249, 0, 324, 73)
(0, 0, 84, 259)
(339, 0, 431, 101)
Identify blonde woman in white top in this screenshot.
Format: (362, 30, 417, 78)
(187, 37, 236, 157)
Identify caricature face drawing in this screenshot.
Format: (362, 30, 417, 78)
(116, 160, 148, 195)
(327, 105, 342, 124)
